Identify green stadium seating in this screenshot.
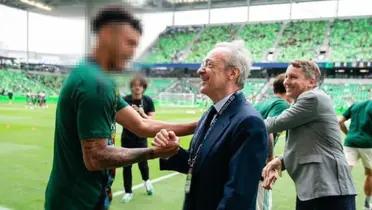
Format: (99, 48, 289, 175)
(321, 81, 372, 113)
(0, 69, 60, 96)
(330, 18, 372, 61)
(144, 26, 200, 63)
(277, 20, 327, 61)
(185, 24, 239, 62)
(142, 17, 371, 63)
(242, 79, 267, 103)
(238, 22, 281, 61)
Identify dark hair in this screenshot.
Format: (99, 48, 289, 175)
(92, 6, 142, 34)
(273, 73, 286, 94)
(130, 75, 148, 91)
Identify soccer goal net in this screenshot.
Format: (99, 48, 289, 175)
(158, 92, 196, 107)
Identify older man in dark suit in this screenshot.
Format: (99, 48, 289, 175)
(153, 40, 268, 210)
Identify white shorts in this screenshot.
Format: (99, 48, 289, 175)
(256, 181, 272, 210)
(344, 146, 372, 169)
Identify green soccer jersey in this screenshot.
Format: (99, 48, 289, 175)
(343, 100, 372, 148)
(255, 96, 290, 119)
(45, 59, 128, 210)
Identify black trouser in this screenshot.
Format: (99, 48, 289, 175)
(296, 195, 355, 210)
(121, 136, 149, 193)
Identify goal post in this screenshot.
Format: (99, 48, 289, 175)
(158, 92, 196, 107)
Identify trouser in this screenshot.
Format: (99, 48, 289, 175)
(123, 160, 149, 193)
(121, 136, 149, 193)
(296, 195, 355, 210)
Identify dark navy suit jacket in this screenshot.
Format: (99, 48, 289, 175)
(160, 92, 268, 210)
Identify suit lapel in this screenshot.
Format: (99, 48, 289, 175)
(192, 92, 245, 174)
(193, 113, 231, 173)
(190, 107, 214, 150)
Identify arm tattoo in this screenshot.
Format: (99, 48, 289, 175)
(81, 139, 154, 171)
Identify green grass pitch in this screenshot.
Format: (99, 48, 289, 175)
(0, 102, 366, 210)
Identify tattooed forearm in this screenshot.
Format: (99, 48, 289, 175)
(81, 139, 154, 171)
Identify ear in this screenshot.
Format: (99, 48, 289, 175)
(308, 78, 317, 88)
(228, 67, 240, 81)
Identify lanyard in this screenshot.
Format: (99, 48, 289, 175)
(131, 96, 144, 108)
(188, 92, 237, 168)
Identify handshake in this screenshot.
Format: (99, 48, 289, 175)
(151, 129, 180, 159)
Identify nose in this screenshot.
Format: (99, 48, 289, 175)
(283, 77, 289, 86)
(197, 64, 205, 75)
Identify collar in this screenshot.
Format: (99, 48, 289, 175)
(213, 92, 236, 113)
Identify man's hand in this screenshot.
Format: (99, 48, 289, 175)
(261, 157, 282, 190)
(132, 104, 147, 118)
(131, 104, 140, 112)
(152, 129, 180, 158)
(152, 129, 179, 147)
(262, 169, 279, 190)
(138, 107, 146, 116)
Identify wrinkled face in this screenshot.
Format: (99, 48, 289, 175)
(100, 23, 140, 71)
(131, 80, 144, 96)
(284, 66, 315, 99)
(197, 48, 234, 99)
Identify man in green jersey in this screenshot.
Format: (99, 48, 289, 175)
(254, 74, 291, 210)
(45, 6, 196, 210)
(339, 100, 372, 210)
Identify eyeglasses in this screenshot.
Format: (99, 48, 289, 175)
(200, 59, 214, 69)
(200, 59, 235, 70)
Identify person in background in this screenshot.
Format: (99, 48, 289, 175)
(339, 100, 372, 210)
(7, 90, 13, 104)
(262, 60, 356, 210)
(254, 73, 292, 210)
(121, 75, 156, 203)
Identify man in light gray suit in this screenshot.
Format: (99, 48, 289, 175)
(262, 60, 356, 210)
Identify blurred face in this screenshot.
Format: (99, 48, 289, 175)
(131, 80, 144, 96)
(284, 66, 316, 99)
(100, 23, 140, 71)
(197, 48, 236, 101)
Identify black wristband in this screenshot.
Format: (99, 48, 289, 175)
(279, 156, 285, 171)
(148, 148, 155, 159)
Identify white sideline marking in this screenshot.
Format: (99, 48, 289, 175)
(113, 172, 179, 197)
(0, 206, 11, 210)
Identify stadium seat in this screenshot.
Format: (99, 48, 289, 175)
(330, 18, 372, 61)
(277, 20, 327, 61)
(185, 24, 239, 63)
(0, 69, 60, 96)
(237, 23, 281, 61)
(144, 26, 201, 63)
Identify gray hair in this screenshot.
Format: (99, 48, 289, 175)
(215, 40, 252, 89)
(289, 60, 321, 87)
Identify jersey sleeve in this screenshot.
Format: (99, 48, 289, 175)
(342, 104, 353, 119)
(268, 101, 289, 118)
(116, 96, 128, 112)
(77, 82, 114, 140)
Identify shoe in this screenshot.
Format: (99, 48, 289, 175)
(121, 193, 133, 203)
(364, 203, 372, 210)
(144, 180, 154, 195)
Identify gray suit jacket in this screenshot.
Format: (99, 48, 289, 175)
(265, 88, 356, 201)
